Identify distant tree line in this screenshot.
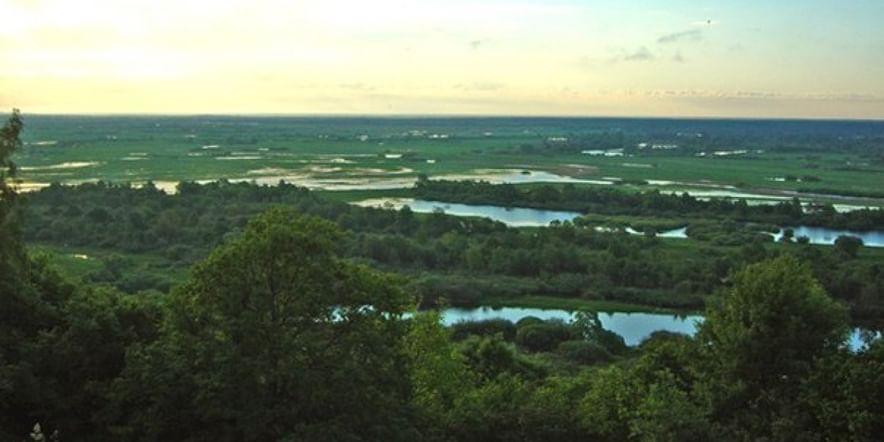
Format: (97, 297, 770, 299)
(414, 178, 884, 230)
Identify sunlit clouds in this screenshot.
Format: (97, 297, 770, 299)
(1, 0, 883, 118)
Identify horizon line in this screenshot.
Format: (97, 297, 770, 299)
(12, 111, 884, 123)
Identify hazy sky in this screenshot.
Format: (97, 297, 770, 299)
(2, 0, 883, 118)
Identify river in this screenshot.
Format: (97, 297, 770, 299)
(353, 198, 581, 227)
(772, 226, 884, 247)
(356, 197, 883, 247)
(438, 306, 877, 351)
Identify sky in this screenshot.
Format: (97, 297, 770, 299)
(1, 0, 883, 118)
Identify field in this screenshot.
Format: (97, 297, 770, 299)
(14, 116, 884, 208)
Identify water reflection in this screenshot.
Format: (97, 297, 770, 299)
(772, 226, 884, 247)
(439, 306, 876, 350)
(354, 198, 581, 227)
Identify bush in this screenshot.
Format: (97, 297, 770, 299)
(557, 340, 612, 365)
(594, 329, 628, 355)
(515, 316, 544, 328)
(163, 244, 194, 262)
(834, 235, 863, 258)
(515, 321, 574, 352)
(459, 335, 519, 379)
(451, 319, 517, 341)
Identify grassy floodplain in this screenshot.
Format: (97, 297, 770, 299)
(13, 115, 884, 208)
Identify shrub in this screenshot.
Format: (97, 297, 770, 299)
(557, 340, 612, 365)
(515, 321, 574, 352)
(451, 319, 517, 341)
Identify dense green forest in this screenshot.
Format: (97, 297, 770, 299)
(20, 178, 884, 321)
(3, 111, 884, 441)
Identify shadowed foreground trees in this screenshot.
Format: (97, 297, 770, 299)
(4, 209, 883, 441)
(0, 108, 24, 280)
(697, 256, 851, 439)
(104, 209, 416, 441)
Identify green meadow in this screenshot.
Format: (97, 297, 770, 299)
(13, 116, 884, 207)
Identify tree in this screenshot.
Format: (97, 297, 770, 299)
(797, 341, 884, 441)
(404, 311, 472, 437)
(515, 321, 573, 352)
(579, 364, 709, 442)
(1, 109, 25, 294)
(572, 311, 627, 355)
(0, 109, 22, 190)
(108, 209, 416, 441)
(0, 110, 67, 440)
(697, 255, 848, 438)
(556, 340, 611, 365)
(780, 228, 794, 243)
(834, 235, 863, 259)
(460, 335, 523, 380)
(25, 284, 161, 440)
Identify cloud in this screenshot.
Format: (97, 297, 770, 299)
(454, 82, 505, 92)
(338, 82, 376, 92)
(622, 46, 655, 62)
(657, 29, 702, 44)
(605, 47, 657, 64)
(596, 89, 884, 102)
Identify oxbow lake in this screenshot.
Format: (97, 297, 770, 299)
(438, 306, 876, 351)
(355, 198, 883, 247)
(772, 226, 884, 247)
(355, 198, 691, 233)
(354, 198, 581, 227)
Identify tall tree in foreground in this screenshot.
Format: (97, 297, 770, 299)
(698, 255, 849, 439)
(0, 109, 25, 293)
(404, 311, 472, 440)
(0, 110, 159, 441)
(108, 208, 417, 441)
(0, 109, 57, 440)
(797, 340, 884, 442)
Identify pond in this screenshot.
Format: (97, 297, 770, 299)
(436, 169, 614, 186)
(658, 188, 882, 213)
(772, 226, 884, 247)
(208, 169, 615, 192)
(657, 226, 688, 238)
(660, 188, 791, 201)
(354, 198, 698, 232)
(353, 198, 581, 227)
(608, 224, 882, 247)
(623, 226, 688, 239)
(439, 306, 875, 351)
